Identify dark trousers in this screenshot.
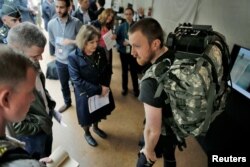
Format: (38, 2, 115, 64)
(55, 61, 72, 105)
(119, 52, 139, 92)
(104, 48, 113, 74)
(17, 131, 53, 160)
(49, 42, 55, 56)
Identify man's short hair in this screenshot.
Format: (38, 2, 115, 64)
(0, 44, 37, 89)
(56, 0, 71, 7)
(125, 7, 134, 15)
(97, 0, 105, 7)
(0, 4, 21, 18)
(129, 18, 165, 48)
(7, 22, 47, 50)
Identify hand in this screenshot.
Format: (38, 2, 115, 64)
(123, 40, 129, 46)
(111, 34, 117, 40)
(101, 86, 109, 96)
(137, 7, 145, 17)
(140, 147, 157, 163)
(62, 38, 75, 45)
(39, 157, 53, 163)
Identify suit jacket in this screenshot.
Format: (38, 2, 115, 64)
(68, 46, 112, 125)
(116, 21, 135, 54)
(13, 71, 56, 136)
(72, 8, 96, 24)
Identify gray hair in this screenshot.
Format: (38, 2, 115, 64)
(0, 44, 37, 89)
(7, 22, 47, 50)
(76, 25, 100, 50)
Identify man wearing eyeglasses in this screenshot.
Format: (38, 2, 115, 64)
(0, 4, 21, 44)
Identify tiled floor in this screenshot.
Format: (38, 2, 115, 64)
(40, 31, 207, 167)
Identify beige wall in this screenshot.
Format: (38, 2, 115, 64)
(152, 0, 250, 50)
(118, 0, 249, 51)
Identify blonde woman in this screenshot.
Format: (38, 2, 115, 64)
(68, 25, 115, 147)
(91, 8, 116, 69)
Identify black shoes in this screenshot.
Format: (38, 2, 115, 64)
(58, 104, 71, 113)
(93, 128, 107, 139)
(121, 89, 128, 96)
(84, 134, 97, 147)
(84, 128, 107, 147)
(121, 89, 140, 97)
(134, 90, 140, 97)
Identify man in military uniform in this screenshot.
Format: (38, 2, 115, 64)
(0, 4, 21, 44)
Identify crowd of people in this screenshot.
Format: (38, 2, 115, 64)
(0, 0, 202, 167)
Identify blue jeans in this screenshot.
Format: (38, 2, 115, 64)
(55, 61, 72, 105)
(17, 131, 53, 159)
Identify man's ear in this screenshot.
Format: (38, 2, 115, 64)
(1, 16, 7, 24)
(151, 39, 161, 51)
(0, 89, 10, 110)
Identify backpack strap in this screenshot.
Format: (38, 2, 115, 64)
(202, 45, 219, 86)
(201, 82, 216, 135)
(141, 57, 172, 98)
(209, 31, 231, 81)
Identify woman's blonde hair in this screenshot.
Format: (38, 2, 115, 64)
(75, 25, 101, 50)
(98, 8, 114, 28)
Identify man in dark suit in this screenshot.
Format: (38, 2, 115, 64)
(72, 0, 96, 24)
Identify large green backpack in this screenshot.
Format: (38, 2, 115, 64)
(141, 24, 231, 143)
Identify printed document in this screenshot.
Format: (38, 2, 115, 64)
(47, 146, 79, 167)
(88, 92, 110, 113)
(103, 30, 116, 50)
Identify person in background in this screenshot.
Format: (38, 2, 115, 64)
(4, 0, 36, 23)
(42, 0, 56, 56)
(0, 0, 4, 27)
(94, 0, 105, 18)
(68, 25, 115, 147)
(42, 0, 55, 31)
(88, 0, 97, 12)
(68, 0, 75, 15)
(137, 7, 145, 20)
(0, 45, 52, 166)
(91, 8, 116, 71)
(72, 0, 96, 24)
(7, 22, 56, 159)
(48, 0, 82, 113)
(0, 4, 21, 44)
(116, 7, 139, 97)
(129, 18, 177, 167)
(27, 0, 38, 24)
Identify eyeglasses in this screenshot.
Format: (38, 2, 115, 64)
(10, 18, 21, 23)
